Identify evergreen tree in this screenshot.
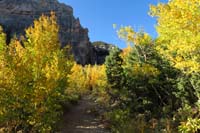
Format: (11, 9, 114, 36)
(105, 47, 125, 105)
(118, 28, 180, 115)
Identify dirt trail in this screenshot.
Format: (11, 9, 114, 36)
(58, 96, 110, 133)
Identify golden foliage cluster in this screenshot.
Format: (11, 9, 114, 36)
(0, 13, 73, 132)
(150, 0, 200, 73)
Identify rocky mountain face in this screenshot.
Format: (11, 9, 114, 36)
(92, 41, 115, 64)
(0, 0, 110, 65)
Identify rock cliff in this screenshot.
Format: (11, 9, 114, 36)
(92, 41, 115, 64)
(0, 0, 98, 65)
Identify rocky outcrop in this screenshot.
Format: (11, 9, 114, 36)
(92, 41, 115, 64)
(0, 0, 96, 65)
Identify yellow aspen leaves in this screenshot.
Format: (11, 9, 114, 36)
(150, 0, 200, 73)
(0, 13, 73, 132)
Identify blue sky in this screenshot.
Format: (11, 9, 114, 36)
(58, 0, 168, 48)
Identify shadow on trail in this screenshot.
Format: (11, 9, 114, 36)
(58, 95, 110, 133)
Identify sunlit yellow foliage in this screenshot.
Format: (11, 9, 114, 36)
(179, 117, 200, 133)
(86, 65, 107, 90)
(150, 0, 200, 73)
(68, 64, 108, 92)
(117, 26, 159, 78)
(121, 45, 132, 59)
(86, 65, 109, 105)
(67, 63, 88, 96)
(0, 13, 73, 132)
(0, 26, 6, 74)
(132, 63, 160, 77)
(25, 12, 59, 52)
(118, 26, 152, 46)
(0, 26, 6, 52)
(67, 64, 109, 105)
